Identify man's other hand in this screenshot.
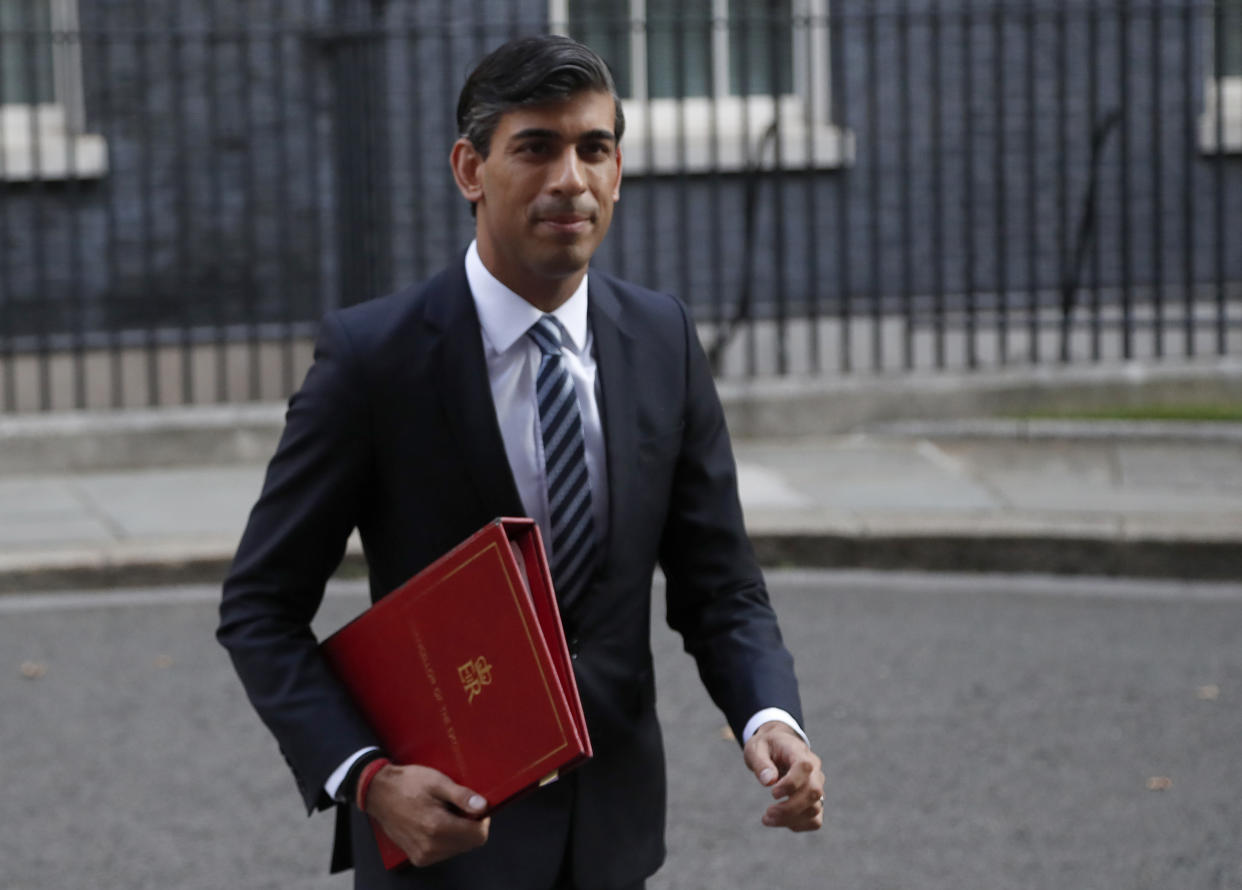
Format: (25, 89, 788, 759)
(743, 721, 825, 832)
(363, 763, 491, 866)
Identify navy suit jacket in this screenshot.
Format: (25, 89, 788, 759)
(218, 257, 803, 890)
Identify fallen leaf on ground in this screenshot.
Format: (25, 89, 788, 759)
(720, 726, 736, 742)
(154, 655, 174, 669)
(1196, 684, 1220, 701)
(1146, 776, 1173, 791)
(19, 661, 47, 679)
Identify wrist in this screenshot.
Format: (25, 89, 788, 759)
(754, 720, 793, 736)
(355, 757, 392, 812)
(340, 749, 389, 809)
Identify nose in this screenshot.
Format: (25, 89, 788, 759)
(549, 147, 587, 195)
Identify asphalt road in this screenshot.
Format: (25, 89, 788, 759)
(2, 571, 1240, 890)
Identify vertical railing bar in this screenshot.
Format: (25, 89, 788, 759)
(1212, 0, 1226, 354)
(65, 19, 86, 409)
(303, 0, 327, 318)
(206, 0, 228, 400)
(359, 9, 378, 300)
(136, 0, 159, 407)
(1119, 0, 1133, 360)
(673, 8, 691, 321)
(993, 1, 1008, 366)
(898, 0, 913, 371)
(0, 10, 13, 411)
(98, 3, 123, 408)
(930, 0, 945, 369)
(608, 13, 629, 282)
(170, 1, 194, 405)
(375, 6, 395, 297)
(24, 0, 51, 409)
(330, 5, 350, 311)
(707, 9, 724, 365)
(865, 5, 882, 371)
(1024, 0, 1039, 364)
(441, 7, 463, 274)
(1151, 0, 1165, 359)
(1181, 0, 1195, 357)
(242, 2, 261, 400)
(273, 0, 294, 396)
(1055, 0, 1069, 362)
(963, 0, 978, 369)
(831, 0, 852, 374)
(771, 5, 788, 376)
(409, 23, 428, 283)
(1087, 0, 1102, 361)
(803, 3, 821, 375)
(641, 13, 659, 308)
(608, 12, 630, 279)
(352, 7, 370, 301)
(735, 8, 758, 377)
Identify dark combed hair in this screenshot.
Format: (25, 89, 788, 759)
(456, 34, 626, 158)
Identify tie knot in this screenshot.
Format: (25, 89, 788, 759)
(527, 315, 564, 357)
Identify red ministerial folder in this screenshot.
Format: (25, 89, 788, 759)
(320, 518, 592, 870)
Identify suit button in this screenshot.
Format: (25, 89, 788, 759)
(568, 637, 580, 659)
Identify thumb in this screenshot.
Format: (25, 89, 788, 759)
(746, 738, 780, 787)
(432, 774, 489, 816)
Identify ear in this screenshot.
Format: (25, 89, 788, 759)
(612, 145, 623, 203)
(450, 138, 485, 205)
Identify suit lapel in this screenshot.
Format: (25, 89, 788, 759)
(425, 261, 525, 519)
(588, 276, 638, 588)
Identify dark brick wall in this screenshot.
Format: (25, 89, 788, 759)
(0, 0, 1237, 343)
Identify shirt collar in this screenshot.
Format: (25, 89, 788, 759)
(465, 240, 590, 356)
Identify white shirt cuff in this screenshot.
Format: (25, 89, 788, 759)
(741, 708, 809, 745)
(324, 746, 380, 802)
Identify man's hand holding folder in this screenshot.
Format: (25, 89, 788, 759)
(363, 764, 491, 868)
(320, 518, 592, 870)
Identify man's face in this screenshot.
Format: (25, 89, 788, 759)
(451, 89, 622, 305)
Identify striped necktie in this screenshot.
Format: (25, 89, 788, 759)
(527, 315, 596, 602)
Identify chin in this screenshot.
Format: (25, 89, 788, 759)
(537, 244, 595, 277)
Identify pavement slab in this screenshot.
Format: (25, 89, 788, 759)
(2, 422, 1242, 590)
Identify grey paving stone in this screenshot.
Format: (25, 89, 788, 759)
(70, 467, 264, 539)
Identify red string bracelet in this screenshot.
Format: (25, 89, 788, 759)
(355, 756, 392, 811)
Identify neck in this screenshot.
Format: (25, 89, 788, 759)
(474, 241, 586, 313)
(514, 273, 584, 313)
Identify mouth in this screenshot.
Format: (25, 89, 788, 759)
(537, 214, 592, 234)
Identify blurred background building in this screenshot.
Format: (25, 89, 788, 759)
(0, 0, 1238, 412)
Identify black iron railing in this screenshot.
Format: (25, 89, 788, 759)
(0, 0, 1238, 412)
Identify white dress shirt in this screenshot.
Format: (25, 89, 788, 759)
(465, 240, 609, 551)
(324, 244, 804, 801)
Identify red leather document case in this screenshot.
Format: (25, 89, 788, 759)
(321, 517, 592, 869)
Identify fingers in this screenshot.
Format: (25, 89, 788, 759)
(744, 725, 826, 833)
(363, 764, 491, 867)
(763, 757, 825, 833)
(764, 790, 825, 833)
(769, 755, 821, 803)
(762, 759, 824, 829)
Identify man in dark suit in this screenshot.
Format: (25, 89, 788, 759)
(218, 34, 824, 890)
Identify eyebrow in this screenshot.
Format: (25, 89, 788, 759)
(510, 127, 617, 143)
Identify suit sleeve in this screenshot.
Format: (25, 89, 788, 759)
(657, 299, 804, 741)
(217, 312, 382, 813)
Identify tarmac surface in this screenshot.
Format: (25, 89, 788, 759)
(1, 410, 1241, 591)
(4, 571, 1240, 890)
